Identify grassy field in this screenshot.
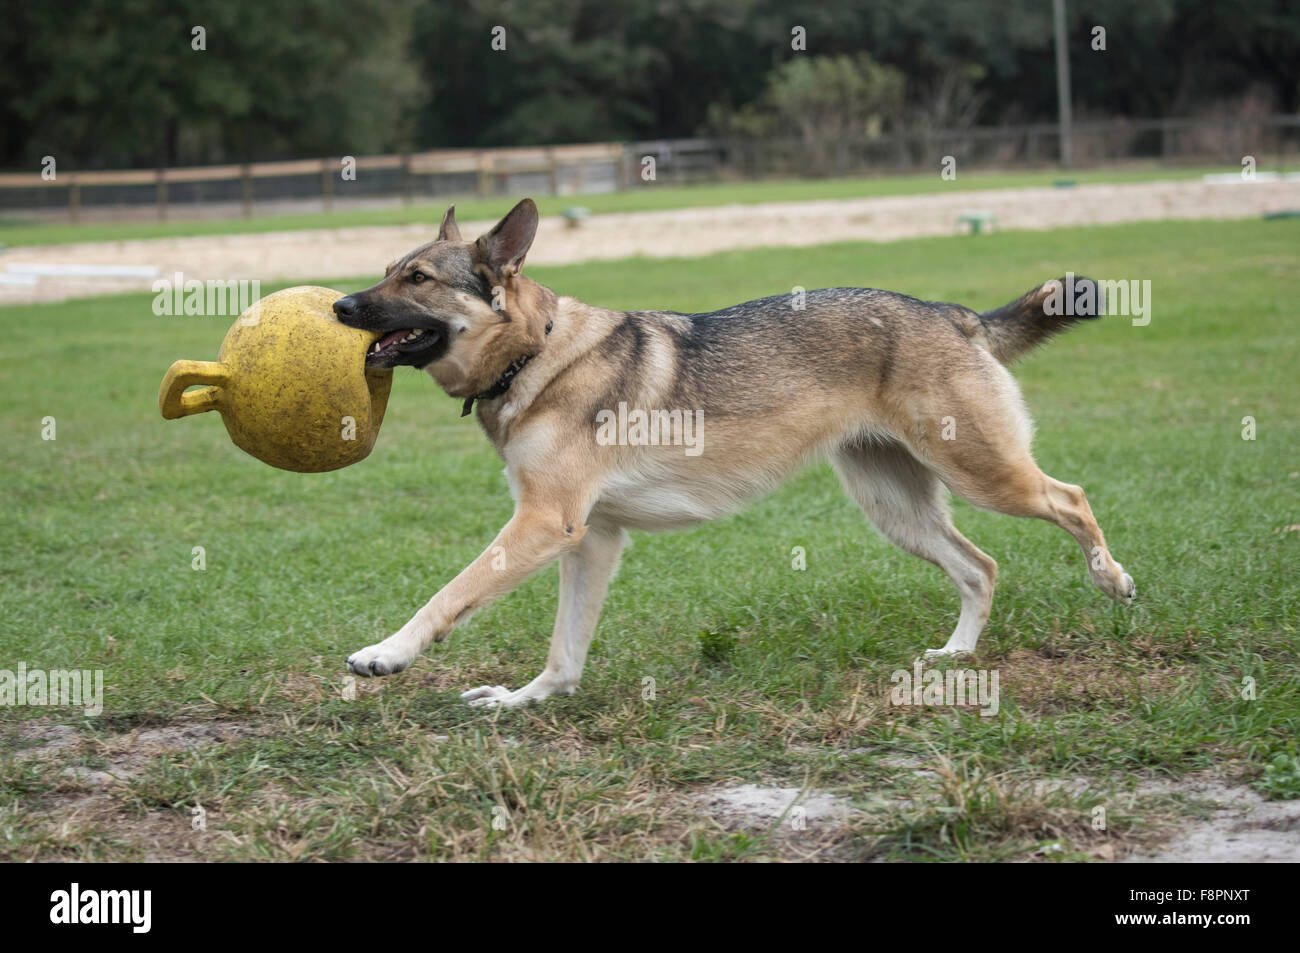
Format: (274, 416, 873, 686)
(0, 163, 1251, 248)
(1, 217, 1296, 861)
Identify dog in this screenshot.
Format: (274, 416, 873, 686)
(332, 198, 1135, 707)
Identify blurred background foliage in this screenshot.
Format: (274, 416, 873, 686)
(2, 0, 1297, 168)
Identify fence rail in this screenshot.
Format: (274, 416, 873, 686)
(3, 115, 1296, 221)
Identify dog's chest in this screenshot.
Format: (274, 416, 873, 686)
(590, 464, 774, 531)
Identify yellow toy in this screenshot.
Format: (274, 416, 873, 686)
(158, 286, 392, 473)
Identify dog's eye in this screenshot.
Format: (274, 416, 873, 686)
(409, 271, 427, 284)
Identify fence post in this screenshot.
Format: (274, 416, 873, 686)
(321, 158, 334, 212)
(1053, 0, 1073, 168)
(622, 144, 636, 189)
(240, 164, 253, 217)
(546, 146, 559, 195)
(156, 168, 168, 221)
(400, 151, 412, 206)
(68, 176, 80, 223)
(476, 151, 491, 197)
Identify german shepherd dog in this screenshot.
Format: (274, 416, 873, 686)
(332, 198, 1135, 707)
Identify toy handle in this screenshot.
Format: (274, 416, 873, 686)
(158, 360, 230, 419)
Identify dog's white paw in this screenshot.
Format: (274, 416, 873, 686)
(460, 684, 525, 708)
(1104, 563, 1136, 606)
(920, 646, 973, 662)
(347, 642, 415, 678)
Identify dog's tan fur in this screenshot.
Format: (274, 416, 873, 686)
(334, 199, 1134, 707)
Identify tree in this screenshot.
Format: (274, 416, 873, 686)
(0, 0, 426, 169)
(705, 54, 904, 174)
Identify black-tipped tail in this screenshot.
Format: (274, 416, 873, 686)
(982, 275, 1104, 364)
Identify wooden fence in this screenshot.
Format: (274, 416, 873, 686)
(0, 142, 631, 221)
(2, 115, 1296, 221)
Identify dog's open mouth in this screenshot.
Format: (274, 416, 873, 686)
(365, 325, 446, 369)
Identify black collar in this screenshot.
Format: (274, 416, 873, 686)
(461, 319, 553, 417)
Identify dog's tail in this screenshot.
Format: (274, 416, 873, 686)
(981, 276, 1103, 364)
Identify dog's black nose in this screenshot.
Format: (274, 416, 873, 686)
(333, 296, 357, 319)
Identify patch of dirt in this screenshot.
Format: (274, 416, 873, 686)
(690, 770, 1300, 862)
(3, 179, 1297, 305)
(100, 722, 263, 780)
(15, 723, 80, 754)
(18, 719, 262, 781)
(694, 784, 854, 829)
(9, 718, 264, 861)
(1125, 777, 1300, 863)
(692, 783, 859, 860)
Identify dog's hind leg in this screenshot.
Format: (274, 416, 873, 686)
(462, 521, 627, 708)
(833, 439, 998, 658)
(896, 365, 1135, 609)
(940, 454, 1135, 607)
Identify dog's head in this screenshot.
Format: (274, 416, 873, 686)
(333, 198, 554, 398)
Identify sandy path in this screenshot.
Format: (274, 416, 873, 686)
(2, 178, 1296, 305)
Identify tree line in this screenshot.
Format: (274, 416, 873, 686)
(2, 0, 1296, 171)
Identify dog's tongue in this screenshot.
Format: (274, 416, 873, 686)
(376, 329, 409, 350)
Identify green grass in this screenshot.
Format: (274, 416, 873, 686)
(0, 217, 1296, 861)
(0, 162, 1252, 248)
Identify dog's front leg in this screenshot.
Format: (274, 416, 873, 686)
(346, 504, 584, 679)
(462, 521, 627, 708)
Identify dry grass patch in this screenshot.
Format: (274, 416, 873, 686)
(993, 647, 1187, 714)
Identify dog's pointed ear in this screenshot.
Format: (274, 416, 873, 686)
(475, 198, 538, 279)
(437, 205, 462, 242)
